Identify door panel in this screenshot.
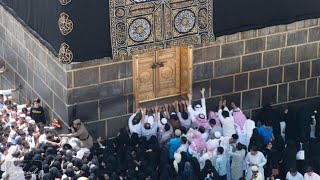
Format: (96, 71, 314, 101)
(134, 52, 156, 102)
(133, 46, 192, 106)
(180, 46, 192, 96)
(156, 47, 181, 97)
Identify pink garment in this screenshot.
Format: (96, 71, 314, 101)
(195, 115, 211, 130)
(208, 111, 222, 127)
(206, 143, 214, 159)
(189, 130, 206, 154)
(233, 110, 247, 130)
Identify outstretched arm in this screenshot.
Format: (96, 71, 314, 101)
(141, 108, 147, 124)
(200, 88, 206, 111)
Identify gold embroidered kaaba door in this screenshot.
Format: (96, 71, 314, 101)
(133, 46, 192, 106)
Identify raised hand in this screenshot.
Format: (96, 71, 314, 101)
(200, 88, 205, 94)
(187, 92, 192, 100)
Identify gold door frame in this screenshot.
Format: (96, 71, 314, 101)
(133, 46, 193, 107)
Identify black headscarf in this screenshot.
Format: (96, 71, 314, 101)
(49, 167, 62, 179)
(43, 173, 54, 180)
(190, 157, 200, 178)
(65, 167, 75, 178)
(130, 133, 140, 147)
(282, 140, 298, 173)
(201, 160, 218, 180)
(81, 164, 90, 177)
(258, 103, 282, 135)
(178, 152, 188, 172)
(115, 128, 130, 147)
(51, 160, 61, 170)
(72, 157, 83, 169)
(249, 128, 264, 151)
(45, 147, 55, 156)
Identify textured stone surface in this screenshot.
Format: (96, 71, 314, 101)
(100, 96, 128, 119)
(211, 76, 233, 96)
(300, 61, 311, 79)
(221, 42, 243, 58)
(192, 80, 210, 99)
(235, 73, 248, 91)
(284, 64, 299, 82)
(312, 59, 320, 77)
(280, 47, 296, 64)
(249, 70, 267, 88)
(71, 101, 99, 123)
(263, 50, 279, 68)
(296, 43, 318, 61)
(84, 121, 106, 140)
(278, 84, 288, 103)
(307, 78, 317, 97)
(242, 53, 262, 72)
(242, 89, 261, 110)
(262, 86, 277, 105)
(214, 57, 240, 77)
(287, 30, 308, 46)
(74, 67, 99, 87)
(309, 27, 320, 42)
(106, 115, 130, 137)
(33, 74, 53, 108)
(267, 34, 286, 50)
(100, 63, 120, 82)
(245, 38, 265, 54)
(193, 62, 213, 81)
(222, 93, 241, 108)
(289, 80, 306, 100)
(205, 96, 222, 111)
(69, 81, 122, 103)
(193, 46, 220, 63)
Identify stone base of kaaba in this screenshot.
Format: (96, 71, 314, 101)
(1, 5, 320, 138)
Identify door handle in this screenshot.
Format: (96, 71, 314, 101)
(151, 63, 159, 69)
(157, 61, 166, 67)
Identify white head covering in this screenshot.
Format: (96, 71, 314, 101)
(29, 120, 36, 125)
(8, 146, 17, 155)
(173, 153, 182, 173)
(25, 116, 32, 122)
(251, 165, 259, 172)
(214, 131, 221, 139)
(195, 104, 202, 111)
(161, 118, 168, 124)
(19, 114, 26, 118)
(9, 119, 16, 125)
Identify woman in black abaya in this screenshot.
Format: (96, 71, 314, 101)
(200, 159, 219, 180)
(281, 140, 298, 178)
(190, 157, 200, 178)
(248, 128, 264, 152)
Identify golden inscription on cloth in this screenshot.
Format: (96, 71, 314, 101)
(58, 13, 74, 35)
(109, 0, 214, 59)
(59, 0, 71, 5)
(58, 43, 73, 64)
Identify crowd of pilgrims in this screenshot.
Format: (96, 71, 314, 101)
(0, 87, 320, 180)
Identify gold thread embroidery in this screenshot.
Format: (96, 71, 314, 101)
(59, 43, 73, 64)
(58, 13, 74, 35)
(109, 0, 214, 58)
(59, 0, 71, 5)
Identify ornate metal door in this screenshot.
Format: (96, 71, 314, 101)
(133, 51, 157, 103)
(133, 46, 192, 106)
(156, 47, 181, 97)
